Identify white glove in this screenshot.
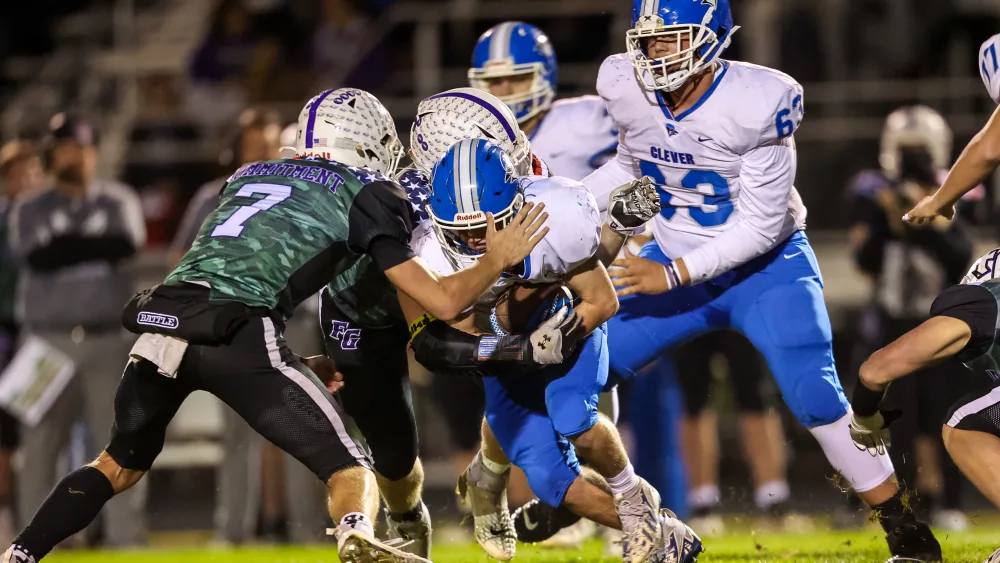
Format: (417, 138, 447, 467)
(849, 411, 897, 456)
(606, 176, 661, 235)
(529, 306, 583, 365)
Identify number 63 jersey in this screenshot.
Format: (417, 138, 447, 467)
(588, 54, 809, 284)
(167, 156, 416, 326)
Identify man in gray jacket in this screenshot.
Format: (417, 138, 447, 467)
(9, 114, 147, 547)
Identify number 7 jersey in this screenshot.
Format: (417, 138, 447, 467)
(592, 54, 808, 276)
(167, 157, 416, 324)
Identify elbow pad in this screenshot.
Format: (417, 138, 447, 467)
(408, 314, 535, 377)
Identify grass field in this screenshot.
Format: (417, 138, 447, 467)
(41, 525, 1000, 563)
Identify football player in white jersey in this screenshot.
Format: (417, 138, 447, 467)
(904, 33, 1000, 226)
(404, 138, 694, 563)
(587, 0, 941, 560)
(469, 21, 618, 181)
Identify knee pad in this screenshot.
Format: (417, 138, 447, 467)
(809, 409, 894, 492)
(521, 455, 581, 508)
(788, 368, 849, 427)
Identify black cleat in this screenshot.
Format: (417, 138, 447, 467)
(511, 498, 581, 544)
(885, 521, 942, 562)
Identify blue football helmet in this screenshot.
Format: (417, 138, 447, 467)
(469, 22, 557, 124)
(429, 139, 524, 269)
(628, 0, 739, 92)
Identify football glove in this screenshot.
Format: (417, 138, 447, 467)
(606, 176, 660, 235)
(529, 306, 585, 365)
(850, 409, 901, 456)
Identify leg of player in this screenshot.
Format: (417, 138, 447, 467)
(942, 426, 1000, 506)
(458, 420, 517, 561)
(733, 240, 940, 562)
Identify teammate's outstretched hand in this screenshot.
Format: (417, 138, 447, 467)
(903, 194, 956, 225)
(485, 202, 549, 270)
(610, 247, 672, 296)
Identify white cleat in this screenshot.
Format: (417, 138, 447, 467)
(1, 547, 35, 563)
(932, 509, 970, 532)
(386, 502, 433, 558)
(655, 510, 704, 563)
(983, 547, 1000, 563)
(330, 528, 433, 563)
(603, 526, 624, 558)
(457, 469, 516, 561)
(616, 477, 664, 563)
(539, 519, 594, 549)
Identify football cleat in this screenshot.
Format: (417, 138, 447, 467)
(512, 498, 582, 544)
(983, 547, 1000, 563)
(385, 502, 433, 558)
(538, 519, 594, 549)
(654, 509, 704, 563)
(457, 465, 517, 561)
(884, 521, 942, 563)
(1, 546, 35, 563)
(332, 528, 432, 563)
(615, 477, 664, 563)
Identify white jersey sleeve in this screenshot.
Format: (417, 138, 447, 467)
(678, 68, 804, 283)
(520, 176, 602, 283)
(530, 96, 620, 182)
(410, 221, 456, 276)
(981, 34, 1000, 104)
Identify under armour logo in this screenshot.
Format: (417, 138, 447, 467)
(329, 320, 361, 350)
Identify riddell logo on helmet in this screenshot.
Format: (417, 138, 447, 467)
(455, 212, 485, 221)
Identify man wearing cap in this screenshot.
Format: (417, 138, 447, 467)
(8, 115, 147, 548)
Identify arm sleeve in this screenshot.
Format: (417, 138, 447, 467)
(680, 137, 797, 283)
(348, 181, 417, 271)
(929, 284, 998, 361)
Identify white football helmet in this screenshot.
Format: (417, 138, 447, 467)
(409, 87, 531, 176)
(292, 88, 404, 175)
(879, 105, 952, 179)
(962, 248, 1000, 285)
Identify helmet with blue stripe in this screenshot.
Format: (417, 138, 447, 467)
(428, 139, 524, 269)
(628, 0, 739, 92)
(293, 88, 404, 174)
(469, 22, 557, 124)
(410, 87, 531, 177)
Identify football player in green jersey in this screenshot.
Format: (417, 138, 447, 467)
(851, 248, 1000, 563)
(1, 89, 548, 563)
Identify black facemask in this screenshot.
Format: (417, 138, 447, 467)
(897, 147, 938, 186)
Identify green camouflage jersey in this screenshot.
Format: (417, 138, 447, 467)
(930, 279, 1000, 383)
(166, 157, 414, 324)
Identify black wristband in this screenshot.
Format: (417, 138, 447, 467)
(852, 379, 887, 417)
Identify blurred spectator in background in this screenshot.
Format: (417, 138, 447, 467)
(311, 0, 388, 91)
(676, 331, 796, 535)
(170, 109, 326, 545)
(0, 141, 44, 546)
(127, 73, 205, 247)
(8, 114, 147, 548)
(847, 105, 975, 530)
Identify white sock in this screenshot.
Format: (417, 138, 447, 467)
(755, 480, 790, 509)
(608, 463, 640, 496)
(688, 485, 721, 509)
(339, 512, 375, 539)
(482, 455, 511, 475)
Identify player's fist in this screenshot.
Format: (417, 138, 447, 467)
(302, 355, 345, 394)
(849, 410, 900, 456)
(606, 176, 660, 235)
(903, 194, 956, 225)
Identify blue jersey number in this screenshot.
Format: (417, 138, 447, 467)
(983, 43, 999, 84)
(775, 94, 803, 139)
(639, 162, 733, 227)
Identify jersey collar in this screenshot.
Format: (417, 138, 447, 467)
(655, 60, 731, 122)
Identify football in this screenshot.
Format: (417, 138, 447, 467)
(489, 282, 573, 334)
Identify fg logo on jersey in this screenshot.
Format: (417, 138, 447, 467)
(329, 321, 361, 350)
